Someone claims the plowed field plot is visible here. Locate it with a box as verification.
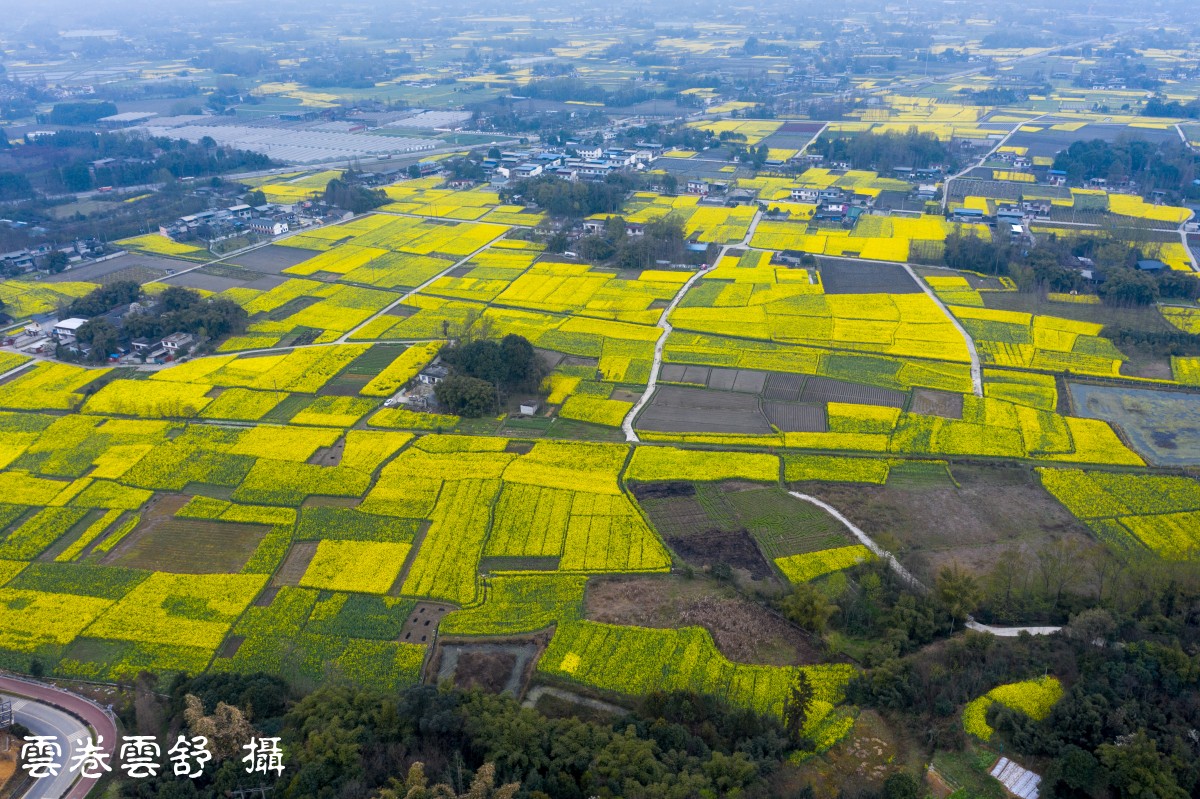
[669,530,774,579]
[402,603,452,645]
[199,263,259,281]
[162,271,247,293]
[760,131,820,150]
[534,348,565,369]
[706,368,736,390]
[95,265,169,285]
[659,364,689,383]
[763,373,807,401]
[799,376,907,407]
[910,388,964,419]
[819,257,920,294]
[586,576,824,665]
[635,385,771,434]
[273,541,318,586]
[45,252,193,283]
[232,245,319,273]
[727,369,767,393]
[778,121,825,134]
[764,401,827,432]
[107,516,269,573]
[631,482,718,539]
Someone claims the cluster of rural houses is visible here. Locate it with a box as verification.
[158,201,305,242]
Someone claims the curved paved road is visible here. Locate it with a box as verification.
[0,676,117,799]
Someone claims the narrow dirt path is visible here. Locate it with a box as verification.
[620,265,710,442]
[621,209,761,441]
[897,260,983,396]
[1178,220,1198,272]
[522,685,626,716]
[786,491,1062,636]
[787,490,925,589]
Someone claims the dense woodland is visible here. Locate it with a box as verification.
[1051,139,1199,198]
[0,131,272,196]
[808,129,958,172]
[500,173,637,218]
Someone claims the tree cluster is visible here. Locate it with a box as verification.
[434,334,546,417]
[810,128,956,172]
[119,673,865,799]
[1142,96,1200,120]
[45,101,118,125]
[1051,138,1198,196]
[323,177,389,214]
[65,282,247,362]
[499,173,635,218]
[575,213,694,270]
[941,230,1015,276]
[850,542,1200,799]
[21,130,272,193]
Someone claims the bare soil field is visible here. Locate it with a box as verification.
[46,252,194,283]
[161,271,247,293]
[106,494,269,573]
[910,388,965,419]
[763,372,807,401]
[453,650,518,692]
[763,401,827,432]
[94,265,169,284]
[669,529,775,580]
[800,376,907,407]
[804,462,1099,583]
[272,541,318,586]
[401,603,452,645]
[585,575,823,666]
[436,641,539,695]
[636,385,772,434]
[230,245,316,273]
[819,258,920,294]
